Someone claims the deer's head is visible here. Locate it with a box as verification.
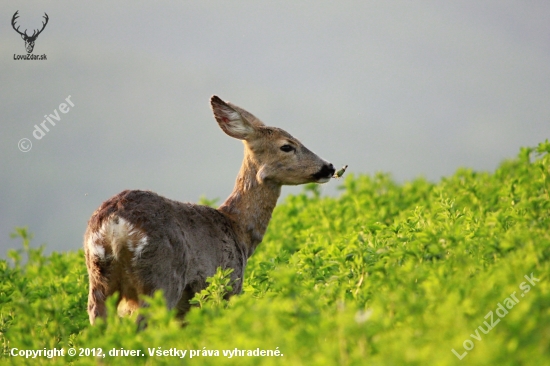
[211,96,335,186]
[12,11,49,54]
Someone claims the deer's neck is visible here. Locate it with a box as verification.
[218,154,281,257]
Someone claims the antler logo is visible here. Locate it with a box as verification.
[12,10,49,54]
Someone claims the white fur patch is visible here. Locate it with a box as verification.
[133,236,148,260]
[95,215,147,260]
[86,234,105,259]
[104,217,130,241]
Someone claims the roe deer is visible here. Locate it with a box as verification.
[84,95,335,324]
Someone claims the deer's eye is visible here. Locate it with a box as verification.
[280,144,294,152]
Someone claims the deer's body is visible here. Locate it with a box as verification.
[84,96,334,324]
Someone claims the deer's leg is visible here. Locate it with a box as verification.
[117,284,140,317]
[87,256,141,324]
[85,232,118,325]
[86,256,111,325]
[175,286,196,319]
[88,286,106,325]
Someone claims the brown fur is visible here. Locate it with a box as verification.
[84,96,334,324]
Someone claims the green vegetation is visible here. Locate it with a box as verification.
[1,141,549,365]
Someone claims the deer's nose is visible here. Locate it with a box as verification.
[312,163,335,181]
[326,163,335,177]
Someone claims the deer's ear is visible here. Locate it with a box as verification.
[226,102,265,128]
[211,96,256,140]
[21,34,26,40]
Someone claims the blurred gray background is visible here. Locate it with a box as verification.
[1,1,549,256]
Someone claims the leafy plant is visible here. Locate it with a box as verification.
[189,267,236,309]
[0,140,549,365]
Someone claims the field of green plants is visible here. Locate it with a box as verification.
[1,141,549,365]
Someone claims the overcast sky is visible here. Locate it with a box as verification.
[1,1,549,256]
